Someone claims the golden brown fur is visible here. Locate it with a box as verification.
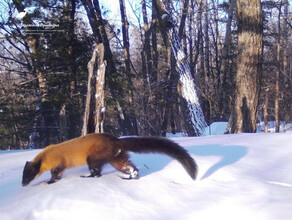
[34,133,118,175]
[22,133,197,186]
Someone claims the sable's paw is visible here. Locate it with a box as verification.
[130,169,139,179]
[47,176,62,184]
[36,181,49,186]
[47,180,56,184]
[120,170,139,180]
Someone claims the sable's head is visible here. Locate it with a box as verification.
[22,161,39,186]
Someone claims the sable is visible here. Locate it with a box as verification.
[22,133,197,186]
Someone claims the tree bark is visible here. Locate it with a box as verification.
[194,0,203,71]
[12,0,52,147]
[61,0,76,140]
[282,0,291,123]
[227,0,263,133]
[119,0,138,134]
[152,0,158,83]
[81,0,138,135]
[142,0,153,84]
[275,6,281,133]
[203,0,211,123]
[142,0,160,135]
[264,89,269,133]
[119,0,133,97]
[283,1,289,89]
[82,44,106,136]
[188,0,194,77]
[178,0,189,39]
[155,0,207,136]
[218,0,236,116]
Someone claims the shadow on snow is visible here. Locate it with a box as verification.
[131,144,248,180]
[187,145,248,179]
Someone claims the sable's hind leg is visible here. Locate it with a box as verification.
[111,151,139,179]
[48,165,65,184]
[82,156,105,178]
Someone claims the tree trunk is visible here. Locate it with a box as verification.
[282,0,291,123]
[12,0,52,147]
[188,0,194,77]
[152,0,158,83]
[227,0,263,133]
[275,32,280,133]
[283,1,289,89]
[218,0,236,116]
[81,0,138,135]
[264,89,269,133]
[155,0,207,136]
[82,44,106,136]
[62,0,76,140]
[203,0,211,123]
[142,0,160,135]
[142,0,153,85]
[178,0,189,39]
[275,3,285,133]
[119,0,138,134]
[211,0,220,87]
[194,0,203,71]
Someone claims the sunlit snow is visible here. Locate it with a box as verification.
[0,128,291,220]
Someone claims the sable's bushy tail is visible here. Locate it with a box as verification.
[116,137,197,180]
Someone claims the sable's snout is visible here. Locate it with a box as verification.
[22,181,29,187]
[22,161,38,187]
[22,174,31,186]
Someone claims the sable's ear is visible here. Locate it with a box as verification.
[22,161,36,186]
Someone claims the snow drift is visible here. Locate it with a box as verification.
[0,132,291,220]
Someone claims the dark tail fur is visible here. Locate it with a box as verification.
[116,137,197,180]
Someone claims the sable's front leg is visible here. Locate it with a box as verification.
[48,165,65,184]
[81,167,102,178]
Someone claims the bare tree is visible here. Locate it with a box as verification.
[275,4,282,133]
[218,0,236,116]
[155,0,207,136]
[81,0,138,135]
[82,44,106,136]
[119,0,138,134]
[12,0,51,147]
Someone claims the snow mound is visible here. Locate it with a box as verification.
[202,122,228,136]
[0,133,292,220]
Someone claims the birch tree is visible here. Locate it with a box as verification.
[155,0,207,136]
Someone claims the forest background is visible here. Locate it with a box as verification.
[0,0,291,149]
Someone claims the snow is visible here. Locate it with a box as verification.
[257,121,292,133]
[15,9,27,20]
[1,132,292,220]
[202,122,228,136]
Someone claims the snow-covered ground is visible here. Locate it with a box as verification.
[0,132,292,220]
